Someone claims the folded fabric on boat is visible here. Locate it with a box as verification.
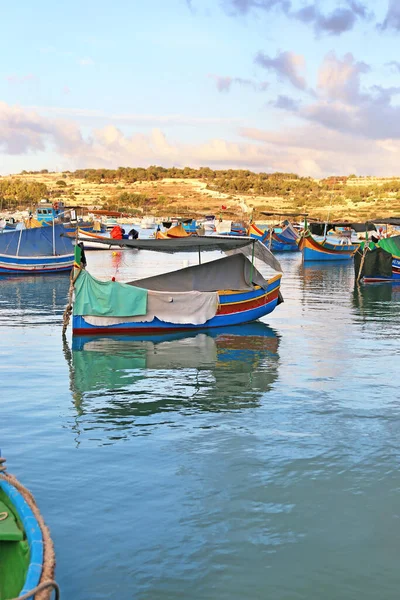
[131,254,271,293]
[74,269,148,317]
[83,289,219,325]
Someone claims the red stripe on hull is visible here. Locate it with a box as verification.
[216,289,279,315]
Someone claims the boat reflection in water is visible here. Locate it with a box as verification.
[0,274,69,326]
[352,281,400,324]
[65,322,280,443]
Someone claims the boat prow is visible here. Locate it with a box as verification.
[0,456,58,599]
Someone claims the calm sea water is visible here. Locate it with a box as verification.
[2,238,400,599]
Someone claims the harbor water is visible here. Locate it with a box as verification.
[2,243,400,599]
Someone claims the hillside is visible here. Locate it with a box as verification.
[2,168,400,221]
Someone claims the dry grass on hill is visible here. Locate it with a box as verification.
[4,171,400,221]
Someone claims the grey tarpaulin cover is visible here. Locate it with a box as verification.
[130,254,271,292]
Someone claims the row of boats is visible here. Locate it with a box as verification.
[1,210,400,338]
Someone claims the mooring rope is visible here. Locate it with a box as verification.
[62,266,81,336]
[356,244,369,283]
[11,580,60,600]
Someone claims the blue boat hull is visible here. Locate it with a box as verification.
[0,253,74,274]
[299,232,355,261]
[302,246,354,261]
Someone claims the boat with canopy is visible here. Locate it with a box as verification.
[66,236,283,336]
[247,212,307,252]
[297,219,367,261]
[0,223,75,274]
[354,234,400,283]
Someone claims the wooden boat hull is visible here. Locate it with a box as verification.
[72,275,282,336]
[299,232,355,261]
[0,253,74,274]
[0,476,46,598]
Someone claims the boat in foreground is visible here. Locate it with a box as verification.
[0,455,58,599]
[68,237,283,336]
[0,223,75,275]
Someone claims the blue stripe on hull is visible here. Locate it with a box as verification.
[0,253,74,274]
[0,479,44,595]
[303,247,353,261]
[0,265,72,274]
[218,283,279,304]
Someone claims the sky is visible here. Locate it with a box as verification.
[1,0,400,177]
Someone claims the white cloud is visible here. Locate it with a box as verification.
[3,100,400,177]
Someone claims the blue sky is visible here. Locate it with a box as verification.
[1,0,400,176]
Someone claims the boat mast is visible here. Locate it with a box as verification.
[52,218,56,256]
[16,228,23,256]
[323,194,334,241]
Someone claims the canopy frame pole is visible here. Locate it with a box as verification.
[16,228,23,257]
[198,248,201,264]
[250,239,255,285]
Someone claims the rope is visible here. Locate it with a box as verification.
[62,267,81,336]
[356,244,369,283]
[0,511,8,521]
[11,580,60,600]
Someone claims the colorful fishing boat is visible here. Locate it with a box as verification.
[67,237,283,336]
[298,229,356,261]
[248,222,299,252]
[36,200,104,234]
[354,235,400,283]
[0,223,74,274]
[0,455,58,599]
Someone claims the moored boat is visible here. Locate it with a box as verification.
[354,235,400,283]
[248,222,299,252]
[0,223,74,274]
[0,455,58,599]
[298,229,356,261]
[66,237,283,336]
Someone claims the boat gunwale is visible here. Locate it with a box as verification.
[0,477,44,596]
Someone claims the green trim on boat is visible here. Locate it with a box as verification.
[0,490,30,600]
